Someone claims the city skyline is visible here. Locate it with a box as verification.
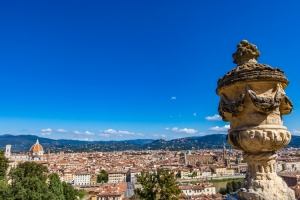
[1,1,300,141]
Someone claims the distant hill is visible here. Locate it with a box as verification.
[0,135,155,152]
[0,134,299,152]
[286,135,300,148]
[0,134,90,152]
[143,134,228,150]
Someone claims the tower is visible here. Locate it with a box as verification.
[47,149,50,162]
[225,158,230,167]
[5,144,11,158]
[59,151,64,160]
[223,142,226,159]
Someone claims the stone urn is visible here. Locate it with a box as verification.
[216,40,295,200]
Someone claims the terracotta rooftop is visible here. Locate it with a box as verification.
[29,139,44,153]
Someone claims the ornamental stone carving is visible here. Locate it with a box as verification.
[217,40,295,200]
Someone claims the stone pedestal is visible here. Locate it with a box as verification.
[217,40,295,200]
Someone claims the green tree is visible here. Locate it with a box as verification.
[49,173,65,200]
[62,182,76,200]
[0,179,13,200]
[0,150,11,200]
[97,174,102,183]
[75,189,85,200]
[231,180,239,192]
[9,161,55,200]
[97,170,108,183]
[135,170,158,200]
[0,150,9,180]
[218,187,227,195]
[9,161,48,182]
[11,176,55,200]
[157,169,182,200]
[135,169,182,200]
[130,194,140,200]
[237,181,242,188]
[226,181,233,194]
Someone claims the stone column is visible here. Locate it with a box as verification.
[216,40,295,200]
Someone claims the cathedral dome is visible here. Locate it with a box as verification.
[29,139,44,153]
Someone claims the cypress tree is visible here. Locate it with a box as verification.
[226,181,233,194]
[218,187,227,195]
[237,181,243,188]
[231,180,239,192]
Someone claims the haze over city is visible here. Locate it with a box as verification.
[1,1,300,141]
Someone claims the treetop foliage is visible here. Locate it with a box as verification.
[134,168,182,200]
[219,180,242,194]
[97,169,108,183]
[0,160,84,200]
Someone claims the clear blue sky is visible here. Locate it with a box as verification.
[0,1,300,141]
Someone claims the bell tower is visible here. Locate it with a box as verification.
[5,144,11,158]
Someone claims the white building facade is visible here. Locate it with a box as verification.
[179,185,216,196]
[130,171,141,183]
[74,173,90,185]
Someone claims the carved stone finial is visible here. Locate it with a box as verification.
[232,40,260,65]
[217,40,288,91]
[217,41,294,199]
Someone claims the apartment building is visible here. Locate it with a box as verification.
[74,173,90,185]
[108,171,126,183]
[63,171,74,183]
[130,170,141,183]
[179,184,216,196]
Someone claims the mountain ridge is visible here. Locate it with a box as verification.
[1,134,299,152]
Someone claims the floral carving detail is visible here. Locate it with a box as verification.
[218,90,246,121]
[247,86,282,114]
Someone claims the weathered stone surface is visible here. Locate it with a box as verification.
[217,40,295,200]
[233,40,260,65]
[217,62,289,91]
[227,129,291,154]
[217,43,289,91]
